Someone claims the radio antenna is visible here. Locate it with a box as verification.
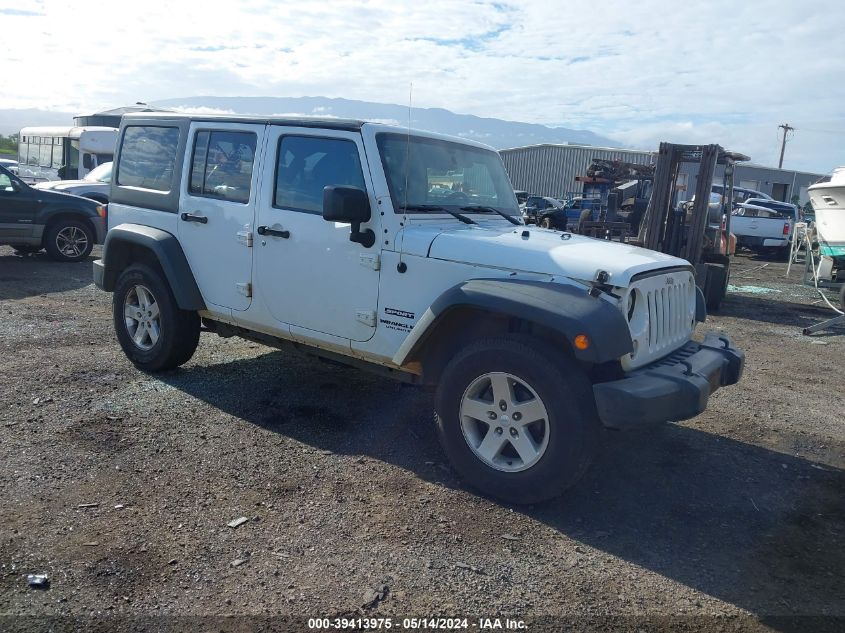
[397,82,412,270]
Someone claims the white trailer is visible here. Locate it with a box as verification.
[17,126,118,182]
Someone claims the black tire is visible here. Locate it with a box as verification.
[113,264,200,371]
[704,264,728,312]
[540,216,552,229]
[44,218,94,262]
[434,336,600,504]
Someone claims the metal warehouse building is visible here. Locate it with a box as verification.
[681,162,826,206]
[500,143,826,205]
[501,144,653,199]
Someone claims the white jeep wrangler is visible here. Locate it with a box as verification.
[94,113,744,503]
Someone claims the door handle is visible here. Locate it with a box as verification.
[257,225,290,239]
[181,212,208,224]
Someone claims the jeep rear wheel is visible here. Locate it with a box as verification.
[434,337,600,504]
[113,264,200,371]
[44,219,94,262]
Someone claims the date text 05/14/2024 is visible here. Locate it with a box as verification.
[307,617,527,630]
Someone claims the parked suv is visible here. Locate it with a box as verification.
[94,114,744,503]
[0,164,106,261]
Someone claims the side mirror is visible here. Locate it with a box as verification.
[322,186,374,248]
[83,154,93,169]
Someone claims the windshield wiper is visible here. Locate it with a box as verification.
[460,205,522,226]
[399,204,476,225]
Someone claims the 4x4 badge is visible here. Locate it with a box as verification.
[665,276,675,285]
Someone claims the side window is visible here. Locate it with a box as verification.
[39,142,52,168]
[274,135,365,214]
[28,138,39,165]
[188,130,256,204]
[0,172,13,190]
[116,126,180,192]
[52,140,63,169]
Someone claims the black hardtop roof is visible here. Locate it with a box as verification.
[121,111,366,132]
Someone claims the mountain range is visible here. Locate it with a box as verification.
[0,97,619,150]
[154,96,619,149]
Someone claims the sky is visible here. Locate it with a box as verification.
[2,0,844,173]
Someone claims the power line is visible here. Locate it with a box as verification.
[778,123,794,168]
[796,127,845,135]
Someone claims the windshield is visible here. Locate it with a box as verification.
[84,161,112,183]
[376,133,518,215]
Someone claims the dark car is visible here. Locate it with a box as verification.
[0,164,106,262]
[523,195,567,226]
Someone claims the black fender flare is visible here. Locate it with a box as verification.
[393,278,633,366]
[97,223,205,311]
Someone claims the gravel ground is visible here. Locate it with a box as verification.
[0,245,843,632]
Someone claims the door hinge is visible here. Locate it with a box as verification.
[236,282,252,297]
[237,230,253,247]
[359,252,380,270]
[356,310,376,327]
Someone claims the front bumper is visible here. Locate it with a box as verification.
[93,259,105,290]
[593,332,744,429]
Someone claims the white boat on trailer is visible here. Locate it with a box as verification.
[802,169,845,332]
[809,168,845,261]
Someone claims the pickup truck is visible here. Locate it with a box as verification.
[731,198,798,257]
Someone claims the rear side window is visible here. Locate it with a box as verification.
[117,126,180,192]
[274,136,365,214]
[189,130,257,204]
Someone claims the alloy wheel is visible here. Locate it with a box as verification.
[459,372,550,472]
[123,285,161,351]
[55,225,89,258]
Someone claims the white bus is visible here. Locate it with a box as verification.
[17,126,118,182]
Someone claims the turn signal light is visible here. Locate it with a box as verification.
[574,334,590,350]
[96,205,107,219]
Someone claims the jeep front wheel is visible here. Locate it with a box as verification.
[113,264,200,371]
[434,337,600,504]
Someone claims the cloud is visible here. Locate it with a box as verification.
[1,0,843,172]
[0,8,45,16]
[168,106,237,115]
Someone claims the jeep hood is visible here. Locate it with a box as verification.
[421,224,690,287]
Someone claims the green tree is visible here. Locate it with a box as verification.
[0,134,18,156]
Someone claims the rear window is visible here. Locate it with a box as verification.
[189,130,257,204]
[116,126,180,192]
[733,200,796,220]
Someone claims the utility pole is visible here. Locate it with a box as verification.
[778,123,794,169]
